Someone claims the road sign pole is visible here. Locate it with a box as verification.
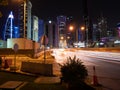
[13,43,19,71]
[14,52,16,70]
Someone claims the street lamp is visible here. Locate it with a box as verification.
[80,26,85,42]
[67,36,70,39]
[84,17,89,47]
[67,36,70,47]
[60,36,64,40]
[68,25,75,45]
[81,26,85,31]
[69,25,74,31]
[68,25,79,43]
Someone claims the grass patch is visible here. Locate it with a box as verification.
[0,71,67,90]
[0,71,37,85]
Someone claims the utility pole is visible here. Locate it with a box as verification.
[82,0,89,47]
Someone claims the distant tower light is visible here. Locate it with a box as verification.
[49,20,52,24]
[8,11,14,19]
[9,11,14,38]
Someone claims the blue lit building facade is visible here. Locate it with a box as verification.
[38,19,44,42]
[57,15,67,48]
[4,11,14,40]
[0,0,32,41]
[0,0,10,40]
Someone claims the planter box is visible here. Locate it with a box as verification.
[21,62,53,76]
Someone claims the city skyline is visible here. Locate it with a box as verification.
[0,0,120,41]
[30,0,120,28]
[0,0,120,29]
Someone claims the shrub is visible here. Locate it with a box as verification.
[60,56,95,90]
[60,56,88,83]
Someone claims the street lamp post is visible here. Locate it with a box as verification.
[68,25,74,46]
[80,26,85,42]
[40,35,48,63]
[69,25,77,42]
[23,0,26,38]
[86,27,88,47]
[75,28,78,43]
[84,17,89,47]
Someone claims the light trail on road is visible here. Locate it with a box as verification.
[76,50,120,64]
[52,48,120,90]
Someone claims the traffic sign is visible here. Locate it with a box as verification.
[13,43,19,52]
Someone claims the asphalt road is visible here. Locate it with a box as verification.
[53,49,120,90]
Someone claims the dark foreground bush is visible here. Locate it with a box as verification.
[60,56,88,83]
[60,56,95,90]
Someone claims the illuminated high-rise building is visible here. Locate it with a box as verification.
[3,0,32,40]
[38,19,44,42]
[98,15,108,38]
[4,11,14,40]
[92,24,98,41]
[18,0,32,39]
[31,15,39,42]
[57,15,67,48]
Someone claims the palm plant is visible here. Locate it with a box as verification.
[60,56,88,83]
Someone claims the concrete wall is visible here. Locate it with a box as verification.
[21,62,53,76]
[7,38,40,50]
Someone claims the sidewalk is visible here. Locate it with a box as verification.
[34,76,61,84]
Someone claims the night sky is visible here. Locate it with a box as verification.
[30,0,120,28]
[0,0,120,38]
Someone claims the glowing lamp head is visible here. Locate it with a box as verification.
[60,36,64,40]
[49,20,52,24]
[69,26,74,31]
[81,26,85,31]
